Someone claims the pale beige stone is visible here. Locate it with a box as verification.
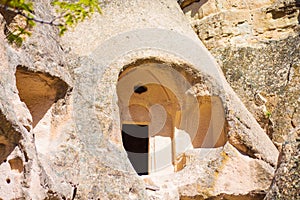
[0,0,281,199]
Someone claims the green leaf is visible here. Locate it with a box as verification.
[1,0,102,44]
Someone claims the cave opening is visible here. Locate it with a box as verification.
[15,66,68,127]
[117,60,227,175]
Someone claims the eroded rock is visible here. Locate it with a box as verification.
[184,0,299,49]
[264,127,300,200]
[145,143,274,200]
[0,0,282,199]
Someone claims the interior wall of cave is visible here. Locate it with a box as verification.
[15,66,68,128]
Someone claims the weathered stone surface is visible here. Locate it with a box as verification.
[0,0,281,199]
[183,0,300,199]
[61,0,277,197]
[0,16,46,200]
[264,127,300,200]
[184,0,299,49]
[0,2,71,199]
[145,143,274,200]
[177,0,200,9]
[211,36,300,144]
[62,0,278,164]
[183,0,300,145]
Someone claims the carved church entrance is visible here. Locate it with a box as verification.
[117,60,227,175]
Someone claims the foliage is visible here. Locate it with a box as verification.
[1,0,34,14]
[51,0,101,35]
[265,110,272,118]
[0,0,34,45]
[0,0,101,46]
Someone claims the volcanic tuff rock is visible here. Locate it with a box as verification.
[0,0,285,199]
[183,0,300,199]
[264,127,300,200]
[211,36,300,145]
[145,143,274,199]
[184,0,300,49]
[183,0,300,145]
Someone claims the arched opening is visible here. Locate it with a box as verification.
[117,60,227,175]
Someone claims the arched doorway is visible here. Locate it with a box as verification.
[117,60,227,175]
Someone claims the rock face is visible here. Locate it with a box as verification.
[264,127,300,200]
[146,143,274,200]
[0,0,285,199]
[183,0,300,145]
[211,36,300,144]
[183,0,300,199]
[184,0,299,49]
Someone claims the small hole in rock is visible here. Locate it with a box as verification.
[8,157,23,173]
[134,85,147,94]
[6,178,10,184]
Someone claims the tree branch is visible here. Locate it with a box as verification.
[0,3,62,26]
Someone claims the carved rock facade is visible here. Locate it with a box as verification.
[0,0,290,199]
